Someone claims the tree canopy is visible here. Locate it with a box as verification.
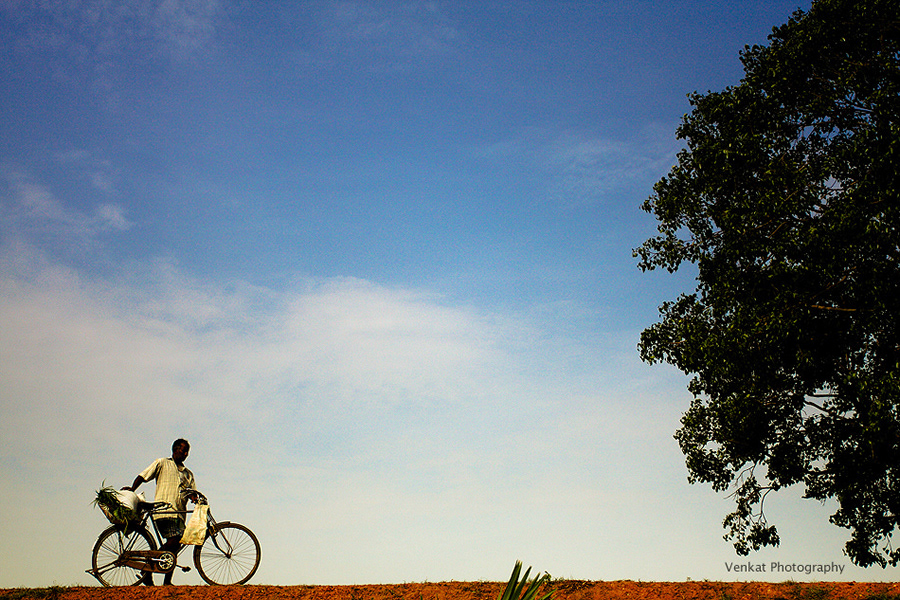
[634,0,900,566]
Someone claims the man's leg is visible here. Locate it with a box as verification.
[161,537,183,585]
[153,518,184,585]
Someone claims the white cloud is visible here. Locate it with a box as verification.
[1,166,132,243]
[0,239,586,461]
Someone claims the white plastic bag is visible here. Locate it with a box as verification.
[117,490,145,511]
[180,504,209,545]
[99,490,145,525]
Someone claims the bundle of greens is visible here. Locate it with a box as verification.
[92,484,138,526]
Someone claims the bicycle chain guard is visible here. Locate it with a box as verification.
[120,550,177,573]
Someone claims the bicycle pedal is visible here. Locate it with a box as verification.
[180,566,192,572]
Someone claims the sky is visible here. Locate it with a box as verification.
[2,0,897,589]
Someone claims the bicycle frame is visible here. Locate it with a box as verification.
[89,488,260,586]
[88,491,215,581]
[144,500,221,555]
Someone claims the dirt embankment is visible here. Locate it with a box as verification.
[3,581,900,600]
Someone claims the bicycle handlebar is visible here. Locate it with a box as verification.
[181,489,208,504]
[138,489,208,514]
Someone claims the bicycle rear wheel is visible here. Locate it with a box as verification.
[193,521,260,585]
[91,525,156,586]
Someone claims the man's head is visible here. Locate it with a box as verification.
[172,438,190,465]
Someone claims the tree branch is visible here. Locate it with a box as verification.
[810,304,859,312]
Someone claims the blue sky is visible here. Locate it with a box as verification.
[3,0,895,588]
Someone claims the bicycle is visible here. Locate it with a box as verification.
[87,489,261,586]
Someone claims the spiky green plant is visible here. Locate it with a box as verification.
[498,561,554,600]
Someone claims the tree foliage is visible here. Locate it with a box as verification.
[634,0,900,566]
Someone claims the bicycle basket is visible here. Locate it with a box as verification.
[94,488,145,525]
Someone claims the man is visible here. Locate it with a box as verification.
[124,438,196,586]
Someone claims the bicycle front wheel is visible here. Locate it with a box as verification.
[91,525,157,587]
[193,521,260,585]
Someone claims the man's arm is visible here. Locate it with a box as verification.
[124,458,160,492]
[122,475,146,492]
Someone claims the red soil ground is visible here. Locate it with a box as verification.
[3,581,900,600]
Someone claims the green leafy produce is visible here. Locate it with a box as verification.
[498,561,554,600]
[92,483,136,526]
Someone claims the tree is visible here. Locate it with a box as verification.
[634,0,900,567]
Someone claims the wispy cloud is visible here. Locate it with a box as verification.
[3,0,223,69]
[546,129,678,205]
[56,149,120,194]
[152,0,223,57]
[1,165,132,243]
[479,125,680,208]
[317,0,463,71]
